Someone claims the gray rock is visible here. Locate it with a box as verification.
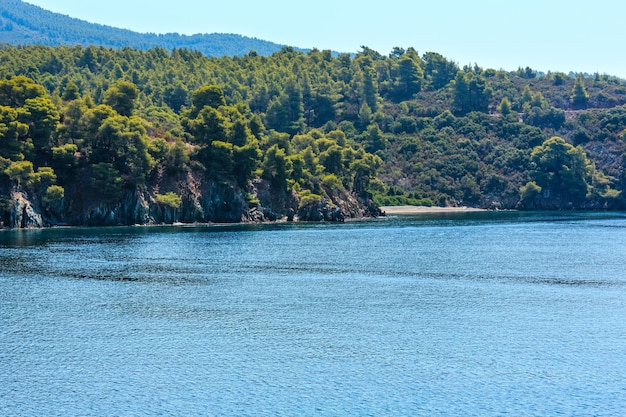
[10,191,43,228]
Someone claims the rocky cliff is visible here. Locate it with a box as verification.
[5,190,43,228]
[0,173,380,229]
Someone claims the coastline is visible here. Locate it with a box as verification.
[380,205,487,215]
[0,207,492,231]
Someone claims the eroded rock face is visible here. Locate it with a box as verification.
[296,188,381,222]
[9,191,43,228]
[1,174,380,229]
[74,182,249,226]
[251,178,298,222]
[297,200,343,222]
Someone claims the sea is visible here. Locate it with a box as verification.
[1,211,625,416]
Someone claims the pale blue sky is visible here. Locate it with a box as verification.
[26,0,626,78]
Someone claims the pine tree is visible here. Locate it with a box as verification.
[571,74,589,109]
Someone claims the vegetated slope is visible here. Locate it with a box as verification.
[0,0,291,56]
[1,45,626,228]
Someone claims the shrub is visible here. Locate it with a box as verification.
[298,189,324,209]
[321,174,342,190]
[155,192,182,209]
[42,185,65,204]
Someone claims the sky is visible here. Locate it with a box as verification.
[25,0,626,78]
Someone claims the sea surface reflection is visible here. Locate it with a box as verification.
[1,212,625,416]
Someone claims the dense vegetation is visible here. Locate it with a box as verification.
[0,45,385,226]
[1,42,626,227]
[0,0,294,56]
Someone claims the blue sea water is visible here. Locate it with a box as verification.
[1,211,625,416]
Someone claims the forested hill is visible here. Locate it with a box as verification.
[1,44,626,228]
[0,0,292,56]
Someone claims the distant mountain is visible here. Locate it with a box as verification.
[0,0,299,56]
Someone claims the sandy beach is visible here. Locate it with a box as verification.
[380,205,487,215]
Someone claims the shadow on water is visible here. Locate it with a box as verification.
[0,221,316,248]
[377,210,626,226]
[2,211,626,289]
[2,211,626,248]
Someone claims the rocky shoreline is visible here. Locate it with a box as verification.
[1,177,382,229]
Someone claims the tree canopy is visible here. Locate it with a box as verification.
[1,43,625,227]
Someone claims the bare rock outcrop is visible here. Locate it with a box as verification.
[9,191,43,228]
[1,172,380,229]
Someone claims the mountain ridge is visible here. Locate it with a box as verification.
[0,0,306,56]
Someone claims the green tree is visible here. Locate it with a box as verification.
[29,166,57,191]
[452,71,492,115]
[362,123,387,153]
[156,192,182,209]
[265,79,304,135]
[319,145,344,176]
[0,105,29,161]
[530,136,591,205]
[391,55,423,101]
[186,106,228,145]
[0,76,47,108]
[520,85,533,106]
[103,80,139,116]
[165,138,190,173]
[163,83,189,112]
[91,162,124,204]
[233,140,261,187]
[92,115,154,184]
[79,46,99,72]
[191,85,226,113]
[530,92,549,109]
[288,153,306,184]
[520,181,542,206]
[80,104,117,139]
[229,117,252,147]
[362,67,378,111]
[498,97,512,116]
[4,160,34,187]
[265,130,291,152]
[248,114,265,139]
[51,143,79,183]
[60,98,88,143]
[62,81,81,101]
[423,52,459,90]
[42,184,65,205]
[262,144,292,190]
[351,153,382,194]
[357,102,372,130]
[571,74,589,109]
[553,72,566,86]
[21,96,60,154]
[206,140,234,178]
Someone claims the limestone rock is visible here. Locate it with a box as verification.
[0,170,380,228]
[9,191,43,228]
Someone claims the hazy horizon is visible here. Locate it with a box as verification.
[21,0,626,78]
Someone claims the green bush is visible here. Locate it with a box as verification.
[155,192,182,209]
[298,189,324,209]
[42,185,65,204]
[321,174,342,190]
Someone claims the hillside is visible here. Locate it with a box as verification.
[1,43,626,228]
[0,0,293,56]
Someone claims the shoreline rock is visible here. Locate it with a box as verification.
[0,177,381,229]
[9,191,43,228]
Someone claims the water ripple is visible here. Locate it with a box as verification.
[1,213,626,416]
